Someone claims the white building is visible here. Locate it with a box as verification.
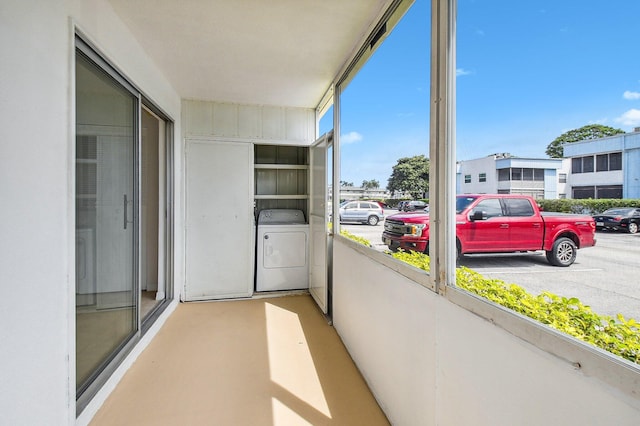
[1,1,639,425]
[563,130,640,199]
[457,153,568,199]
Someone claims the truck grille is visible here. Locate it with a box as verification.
[384,218,410,235]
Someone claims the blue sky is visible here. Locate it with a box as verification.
[326,0,640,189]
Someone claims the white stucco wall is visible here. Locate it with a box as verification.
[0,1,181,424]
[333,238,640,425]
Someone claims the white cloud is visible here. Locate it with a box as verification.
[623,90,640,100]
[614,109,640,127]
[340,131,363,144]
[456,68,472,77]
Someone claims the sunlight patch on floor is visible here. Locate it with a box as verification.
[265,302,331,419]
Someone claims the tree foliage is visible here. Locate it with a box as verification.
[387,155,429,198]
[339,180,354,187]
[361,179,380,189]
[545,124,625,158]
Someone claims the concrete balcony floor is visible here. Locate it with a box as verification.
[90,294,389,425]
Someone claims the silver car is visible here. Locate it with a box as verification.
[339,201,384,226]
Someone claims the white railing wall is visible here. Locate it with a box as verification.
[333,237,640,426]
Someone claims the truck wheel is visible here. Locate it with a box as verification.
[546,237,577,267]
[367,215,379,226]
[424,241,460,260]
[628,222,638,234]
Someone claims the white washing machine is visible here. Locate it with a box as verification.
[256,209,309,291]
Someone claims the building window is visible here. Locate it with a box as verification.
[533,169,544,181]
[464,174,471,183]
[572,157,582,174]
[596,154,608,171]
[522,168,533,180]
[559,173,567,183]
[572,155,604,174]
[610,152,622,170]
[478,172,486,182]
[573,186,595,199]
[498,169,510,181]
[596,152,623,171]
[583,155,594,173]
[597,185,623,199]
[511,168,522,180]
[559,193,567,199]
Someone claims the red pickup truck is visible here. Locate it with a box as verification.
[382,194,596,267]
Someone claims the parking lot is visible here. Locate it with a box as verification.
[341,211,640,321]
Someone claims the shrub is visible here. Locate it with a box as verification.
[339,229,372,247]
[538,198,640,215]
[392,250,640,364]
[339,233,640,364]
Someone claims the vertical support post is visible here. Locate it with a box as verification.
[429,0,457,293]
[333,84,341,237]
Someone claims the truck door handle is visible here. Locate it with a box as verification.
[532,223,541,228]
[500,224,509,229]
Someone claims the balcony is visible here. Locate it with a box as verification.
[89,294,389,425]
[85,237,640,425]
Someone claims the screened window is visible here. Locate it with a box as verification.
[573,186,595,199]
[596,154,608,171]
[511,168,522,180]
[583,155,594,173]
[478,172,486,182]
[522,168,533,180]
[533,169,544,181]
[465,174,471,183]
[597,185,623,199]
[572,157,583,174]
[498,169,510,181]
[610,152,622,170]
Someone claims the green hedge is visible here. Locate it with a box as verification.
[392,250,640,364]
[339,230,640,364]
[538,198,640,215]
[339,229,372,247]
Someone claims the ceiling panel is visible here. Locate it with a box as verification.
[108,0,393,108]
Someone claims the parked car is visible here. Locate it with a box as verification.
[396,200,410,211]
[365,200,389,209]
[382,194,597,266]
[402,200,428,212]
[339,201,384,225]
[592,207,640,234]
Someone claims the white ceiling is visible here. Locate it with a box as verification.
[108,0,393,108]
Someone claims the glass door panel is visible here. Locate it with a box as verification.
[75,51,137,393]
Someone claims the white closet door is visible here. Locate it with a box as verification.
[185,140,254,300]
[309,133,330,313]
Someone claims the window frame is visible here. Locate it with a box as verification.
[74,32,175,415]
[333,0,640,407]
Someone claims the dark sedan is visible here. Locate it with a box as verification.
[593,207,640,234]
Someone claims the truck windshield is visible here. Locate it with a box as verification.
[456,196,478,214]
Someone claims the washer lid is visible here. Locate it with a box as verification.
[258,209,306,224]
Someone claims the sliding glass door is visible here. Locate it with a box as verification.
[75,50,138,394]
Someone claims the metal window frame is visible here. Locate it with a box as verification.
[74,32,175,416]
